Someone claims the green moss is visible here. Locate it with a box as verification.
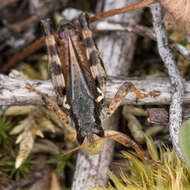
[93,137,190,190]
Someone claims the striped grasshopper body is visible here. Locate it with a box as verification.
[26,13,159,146]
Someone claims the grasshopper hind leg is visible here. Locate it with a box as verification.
[79,13,107,93]
[41,19,66,106]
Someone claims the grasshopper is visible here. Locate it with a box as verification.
[26,13,159,146]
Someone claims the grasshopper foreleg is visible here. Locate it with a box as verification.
[25,83,70,127]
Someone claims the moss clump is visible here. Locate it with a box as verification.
[93,137,190,190]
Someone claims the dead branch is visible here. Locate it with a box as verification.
[151,3,185,161]
[0,74,190,106]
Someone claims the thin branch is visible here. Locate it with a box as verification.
[89,0,154,23]
[0,74,190,106]
[151,3,185,161]
[95,20,190,62]
[2,37,45,73]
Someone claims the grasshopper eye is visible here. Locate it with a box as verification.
[78,13,90,28]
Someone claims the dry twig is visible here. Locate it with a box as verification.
[0,74,190,106]
[151,3,185,161]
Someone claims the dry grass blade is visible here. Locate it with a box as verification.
[11,108,58,168]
